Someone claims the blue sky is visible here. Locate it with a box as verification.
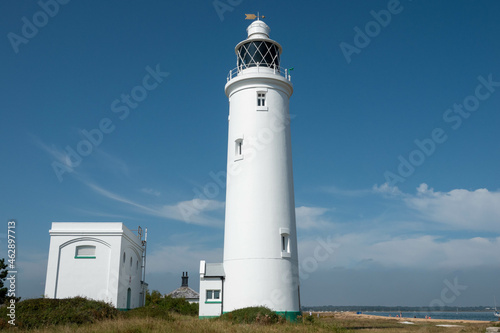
[1,0,500,307]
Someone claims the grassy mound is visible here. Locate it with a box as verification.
[0,297,118,329]
[124,295,198,320]
[220,306,286,324]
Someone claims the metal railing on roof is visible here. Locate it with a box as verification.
[227,64,292,82]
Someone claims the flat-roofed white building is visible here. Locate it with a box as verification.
[44,222,147,310]
[199,261,225,318]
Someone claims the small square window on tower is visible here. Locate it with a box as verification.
[257,92,266,106]
[256,90,269,111]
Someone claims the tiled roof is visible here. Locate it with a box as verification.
[167,286,199,299]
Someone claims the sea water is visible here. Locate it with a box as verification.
[363,311,499,322]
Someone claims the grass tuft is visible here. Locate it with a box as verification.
[220,306,286,324]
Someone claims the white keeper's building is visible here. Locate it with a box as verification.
[44,222,147,310]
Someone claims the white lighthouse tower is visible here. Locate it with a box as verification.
[199,19,300,321]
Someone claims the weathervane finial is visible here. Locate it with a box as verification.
[245,12,265,20]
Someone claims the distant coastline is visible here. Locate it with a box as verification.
[302,305,495,313]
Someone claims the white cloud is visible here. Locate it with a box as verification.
[295,206,333,230]
[87,183,224,227]
[405,184,500,231]
[366,235,500,269]
[372,183,403,196]
[298,233,500,273]
[157,199,225,227]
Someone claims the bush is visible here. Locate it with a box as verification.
[126,293,198,319]
[304,314,315,323]
[0,296,118,329]
[220,306,285,324]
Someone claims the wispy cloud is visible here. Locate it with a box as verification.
[86,182,224,227]
[295,206,334,230]
[141,188,161,197]
[32,134,130,179]
[322,186,373,197]
[31,134,75,169]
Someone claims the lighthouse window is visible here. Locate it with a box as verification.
[75,245,96,259]
[237,41,280,69]
[280,228,291,258]
[282,235,289,252]
[257,93,266,106]
[235,138,243,161]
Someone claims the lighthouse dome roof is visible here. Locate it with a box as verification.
[247,20,270,40]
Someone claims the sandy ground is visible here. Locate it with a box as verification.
[312,311,497,324]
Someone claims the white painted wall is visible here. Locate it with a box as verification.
[222,20,300,315]
[199,277,223,318]
[199,261,224,318]
[44,222,145,309]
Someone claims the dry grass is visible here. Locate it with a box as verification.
[5,311,496,333]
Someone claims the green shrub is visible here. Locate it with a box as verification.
[0,296,118,329]
[220,306,285,324]
[126,294,198,319]
[304,314,315,323]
